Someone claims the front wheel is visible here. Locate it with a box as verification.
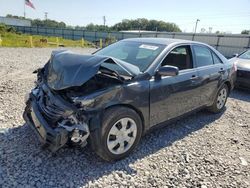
[90,107,143,161]
[208,84,229,113]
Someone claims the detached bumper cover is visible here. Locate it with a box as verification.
[23,94,68,152]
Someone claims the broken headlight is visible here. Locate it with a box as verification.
[71,97,95,108]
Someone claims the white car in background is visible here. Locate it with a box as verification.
[230,49,250,89]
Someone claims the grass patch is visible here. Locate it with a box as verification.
[0,24,93,48]
[0,32,93,48]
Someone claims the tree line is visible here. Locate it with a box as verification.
[241,30,250,35]
[4,15,250,34]
[5,15,181,32]
[84,19,181,32]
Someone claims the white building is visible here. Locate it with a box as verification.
[0,17,31,27]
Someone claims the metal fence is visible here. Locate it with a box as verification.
[12,25,250,58]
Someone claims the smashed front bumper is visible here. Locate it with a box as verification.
[23,86,90,152]
[23,93,69,152]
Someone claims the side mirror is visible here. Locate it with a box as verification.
[233,53,239,57]
[156,65,179,78]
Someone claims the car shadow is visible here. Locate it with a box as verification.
[229,89,250,102]
[0,109,224,187]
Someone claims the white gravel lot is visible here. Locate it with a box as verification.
[0,48,249,188]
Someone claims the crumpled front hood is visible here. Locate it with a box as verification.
[46,50,140,90]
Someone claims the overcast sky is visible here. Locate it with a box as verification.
[1,0,250,33]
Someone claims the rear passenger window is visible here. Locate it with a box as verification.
[212,53,223,64]
[193,46,214,67]
[161,45,193,70]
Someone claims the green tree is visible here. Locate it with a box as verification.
[0,24,17,34]
[85,23,110,31]
[4,14,181,32]
[241,30,250,35]
[32,19,66,28]
[6,14,26,20]
[112,18,181,32]
[75,25,86,30]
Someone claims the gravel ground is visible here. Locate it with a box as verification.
[0,48,249,188]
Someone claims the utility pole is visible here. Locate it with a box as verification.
[24,0,26,18]
[194,19,200,33]
[209,27,213,33]
[103,16,106,27]
[44,12,48,20]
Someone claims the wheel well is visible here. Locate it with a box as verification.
[104,104,145,133]
[224,81,232,92]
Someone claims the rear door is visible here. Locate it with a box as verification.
[192,45,225,106]
[150,45,201,126]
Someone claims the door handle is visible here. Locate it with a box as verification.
[218,68,226,74]
[190,75,199,80]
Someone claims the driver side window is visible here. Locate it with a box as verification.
[161,45,193,70]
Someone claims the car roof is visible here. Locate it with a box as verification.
[122,37,204,46]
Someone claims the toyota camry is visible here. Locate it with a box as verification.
[23,38,236,161]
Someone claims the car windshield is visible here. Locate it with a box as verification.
[95,41,166,73]
[239,50,250,60]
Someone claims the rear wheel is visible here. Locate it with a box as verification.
[90,107,142,161]
[208,84,229,113]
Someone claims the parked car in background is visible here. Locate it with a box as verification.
[23,38,236,161]
[230,49,250,89]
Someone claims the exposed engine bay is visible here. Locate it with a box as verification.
[61,72,124,99]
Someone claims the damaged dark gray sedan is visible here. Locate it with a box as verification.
[23,38,236,161]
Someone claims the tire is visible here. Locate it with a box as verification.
[208,84,229,113]
[90,106,143,161]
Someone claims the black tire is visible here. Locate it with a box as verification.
[90,106,143,161]
[208,84,229,113]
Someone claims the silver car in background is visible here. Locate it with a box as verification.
[230,49,250,89]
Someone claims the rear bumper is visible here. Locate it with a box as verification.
[23,93,68,152]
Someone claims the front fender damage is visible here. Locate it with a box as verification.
[72,86,124,131]
[72,86,123,111]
